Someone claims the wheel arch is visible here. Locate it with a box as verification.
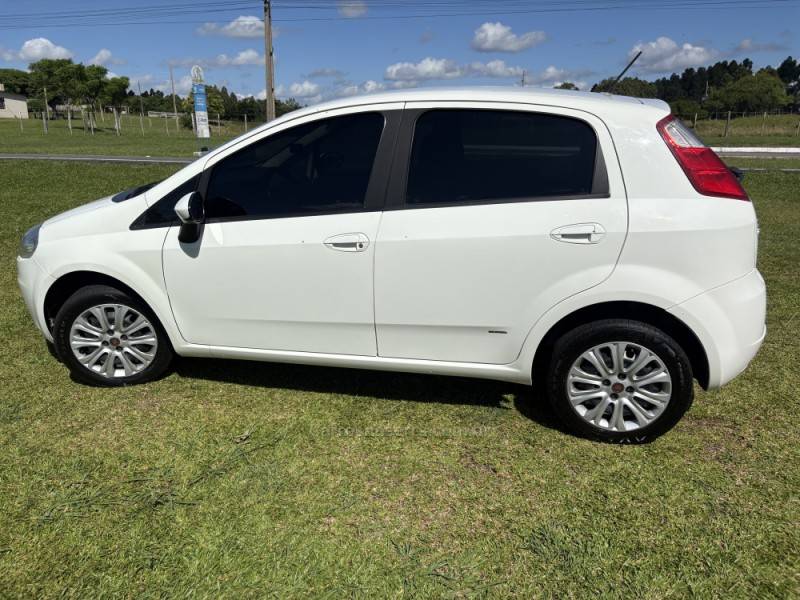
[43,271,174,344]
[531,301,710,390]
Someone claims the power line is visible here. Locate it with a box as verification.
[0,0,795,29]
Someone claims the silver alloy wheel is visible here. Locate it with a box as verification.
[69,303,158,378]
[566,341,672,432]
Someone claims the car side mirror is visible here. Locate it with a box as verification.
[175,191,204,243]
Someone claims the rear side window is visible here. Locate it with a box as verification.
[406,109,600,206]
[205,112,384,221]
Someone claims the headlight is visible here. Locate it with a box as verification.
[18,224,41,258]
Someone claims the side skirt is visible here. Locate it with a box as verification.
[176,344,532,385]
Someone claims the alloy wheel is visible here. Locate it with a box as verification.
[69,303,158,378]
[566,341,672,432]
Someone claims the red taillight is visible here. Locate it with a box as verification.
[656,115,749,201]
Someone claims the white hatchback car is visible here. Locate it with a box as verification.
[17,87,766,442]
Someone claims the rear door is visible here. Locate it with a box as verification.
[374,102,627,364]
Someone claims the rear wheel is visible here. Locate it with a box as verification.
[53,285,173,386]
[546,319,693,443]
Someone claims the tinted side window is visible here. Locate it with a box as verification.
[406,110,598,206]
[130,174,200,229]
[205,113,384,220]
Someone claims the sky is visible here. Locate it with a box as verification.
[0,0,797,104]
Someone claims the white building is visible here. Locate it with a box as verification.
[0,83,29,119]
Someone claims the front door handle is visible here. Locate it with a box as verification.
[324,232,370,252]
[551,223,606,244]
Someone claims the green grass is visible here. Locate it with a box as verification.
[1,161,799,597]
[0,115,247,157]
[695,114,800,147]
[1,111,798,157]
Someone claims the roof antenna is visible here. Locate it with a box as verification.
[607,50,642,94]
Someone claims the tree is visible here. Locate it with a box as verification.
[83,64,109,110]
[706,71,789,113]
[669,98,707,120]
[276,98,301,117]
[555,82,578,90]
[28,59,78,111]
[591,77,657,98]
[0,68,31,95]
[101,76,131,107]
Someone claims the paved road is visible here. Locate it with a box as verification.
[712,147,800,159]
[0,153,193,164]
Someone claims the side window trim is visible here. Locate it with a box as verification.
[129,173,201,230]
[201,109,402,224]
[385,107,610,211]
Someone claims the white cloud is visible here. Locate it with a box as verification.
[219,49,264,66]
[335,79,386,97]
[630,36,716,73]
[336,84,361,98]
[385,57,524,81]
[0,37,73,62]
[306,67,346,79]
[472,22,546,53]
[337,1,367,17]
[390,80,419,89]
[89,48,124,67]
[362,79,385,93]
[468,59,523,78]
[289,80,321,98]
[197,16,265,38]
[523,65,591,89]
[172,49,265,69]
[734,38,787,53]
[385,57,463,81]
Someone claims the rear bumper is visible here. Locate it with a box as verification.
[668,269,766,389]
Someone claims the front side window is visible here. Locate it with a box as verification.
[406,109,599,206]
[205,112,384,220]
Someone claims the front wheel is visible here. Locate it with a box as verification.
[546,319,694,443]
[53,285,173,386]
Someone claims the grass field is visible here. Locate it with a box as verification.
[695,114,800,147]
[1,160,798,597]
[0,115,243,157]
[1,110,798,158]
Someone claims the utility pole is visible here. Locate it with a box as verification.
[520,70,526,87]
[263,0,276,121]
[137,81,145,136]
[42,86,49,133]
[169,65,180,132]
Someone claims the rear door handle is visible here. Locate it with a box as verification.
[324,232,370,252]
[551,223,606,244]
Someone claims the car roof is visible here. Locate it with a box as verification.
[272,86,670,123]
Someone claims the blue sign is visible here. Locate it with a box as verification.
[192,80,210,138]
[192,83,207,112]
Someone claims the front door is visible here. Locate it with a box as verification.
[163,109,397,355]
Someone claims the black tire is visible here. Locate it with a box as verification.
[53,285,173,387]
[546,319,693,443]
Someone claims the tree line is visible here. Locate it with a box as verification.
[585,56,799,118]
[0,59,300,121]
[2,55,798,123]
